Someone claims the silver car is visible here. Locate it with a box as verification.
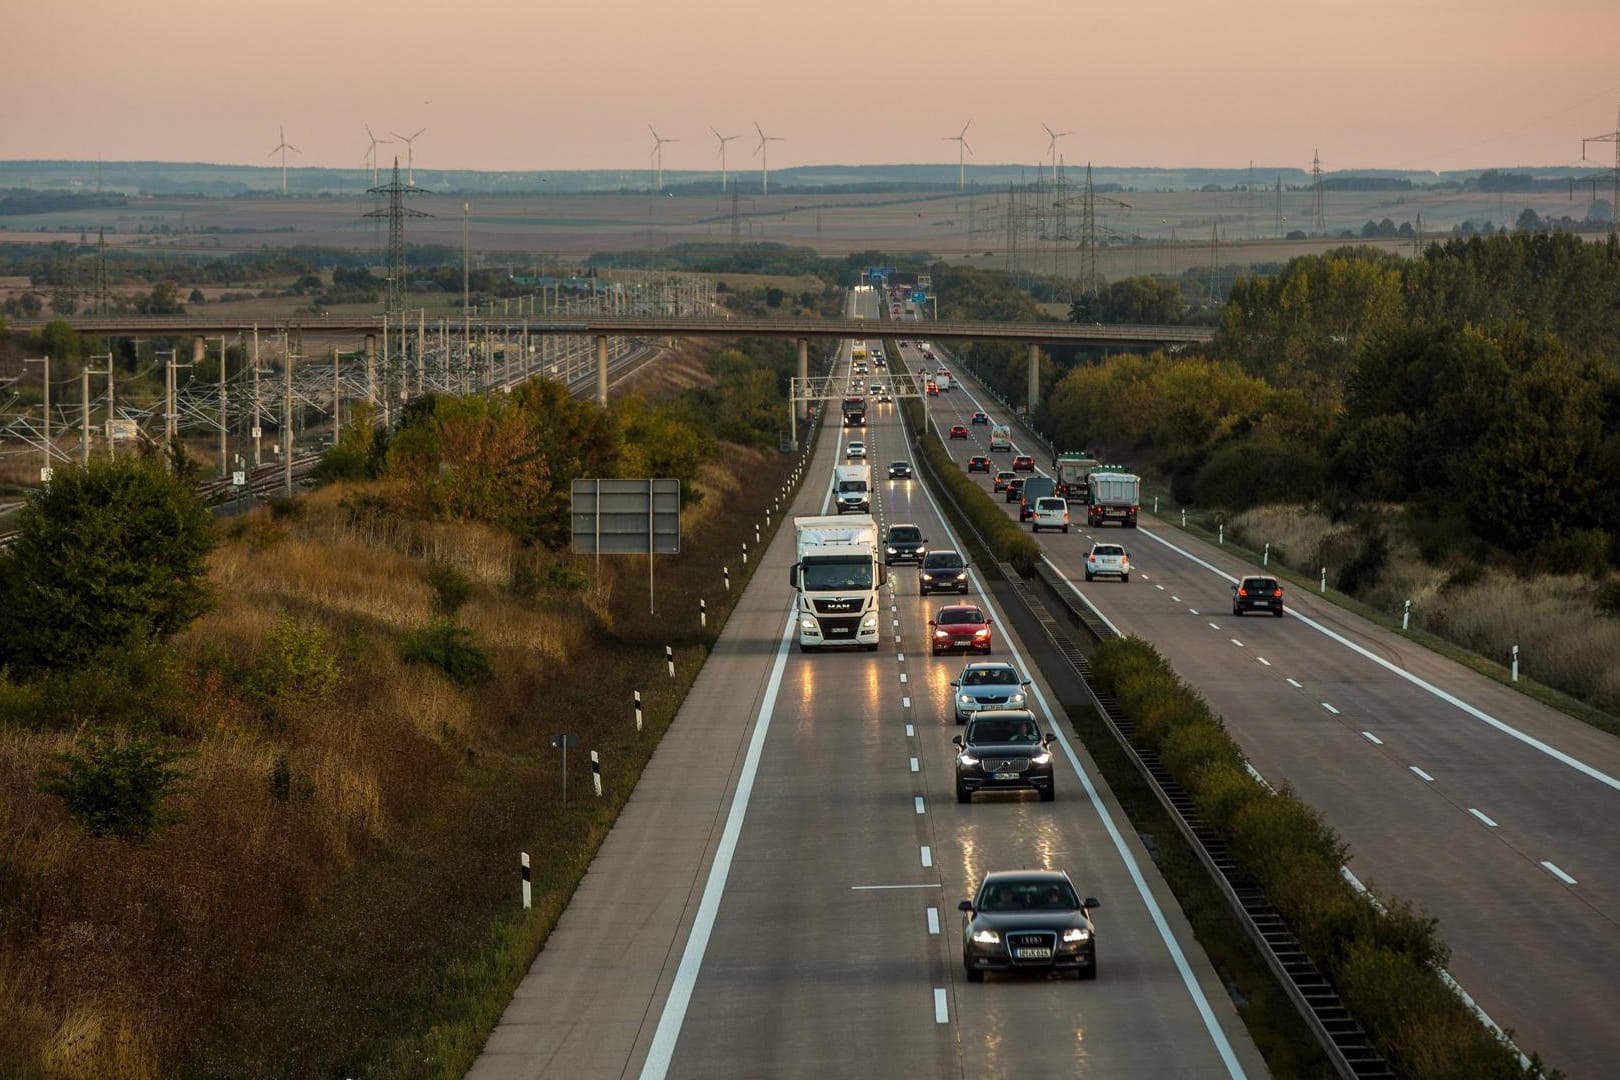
[950,661,1032,725]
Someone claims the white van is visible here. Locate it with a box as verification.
[1031,496,1070,533]
[988,425,1012,453]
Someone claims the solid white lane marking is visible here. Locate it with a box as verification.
[927,907,940,934]
[1286,678,1303,688]
[639,605,798,1078]
[1410,766,1435,782]
[910,757,920,772]
[1542,861,1577,885]
[920,846,933,868]
[1244,763,1276,792]
[850,883,942,891]
[1139,527,1620,795]
[1362,731,1383,745]
[1230,638,1245,648]
[1468,808,1498,828]
[1322,702,1340,715]
[1257,657,1271,667]
[902,696,911,709]
[915,796,925,814]
[902,416,1249,1080]
[934,987,948,1024]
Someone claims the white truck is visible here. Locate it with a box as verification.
[936,371,954,391]
[833,463,871,515]
[790,515,885,651]
[1085,472,1141,528]
[988,424,1012,453]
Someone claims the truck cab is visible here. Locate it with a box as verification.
[790,515,886,651]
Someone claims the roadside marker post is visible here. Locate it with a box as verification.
[723,566,731,592]
[700,598,707,629]
[591,751,602,797]
[521,852,531,909]
[1403,600,1411,630]
[634,690,643,731]
[666,645,675,678]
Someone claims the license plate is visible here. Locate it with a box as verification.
[1015,947,1052,959]
[829,627,850,635]
[994,771,1019,780]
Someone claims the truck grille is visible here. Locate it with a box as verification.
[813,598,861,615]
[817,616,862,637]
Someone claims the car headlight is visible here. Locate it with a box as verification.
[887,546,897,554]
[1062,927,1091,943]
[972,928,1000,944]
[934,629,949,639]
[921,573,933,581]
[1008,693,1025,706]
[958,753,979,766]
[973,628,990,638]
[1031,751,1052,765]
[958,694,973,706]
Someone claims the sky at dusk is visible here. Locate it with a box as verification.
[10,0,1620,176]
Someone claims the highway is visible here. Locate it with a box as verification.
[914,335,1620,1078]
[468,296,1265,1078]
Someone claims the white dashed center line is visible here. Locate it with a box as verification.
[914,796,925,814]
[934,987,948,1024]
[920,846,933,868]
[1322,703,1340,715]
[1230,639,1245,648]
[1286,678,1303,688]
[1257,657,1271,667]
[902,696,911,709]
[1410,766,1435,782]
[899,673,907,684]
[1468,808,1499,828]
[927,907,940,935]
[910,757,919,773]
[1207,622,1221,631]
[1361,731,1383,745]
[1542,861,1577,885]
[905,724,915,737]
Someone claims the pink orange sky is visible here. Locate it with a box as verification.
[10,0,1620,175]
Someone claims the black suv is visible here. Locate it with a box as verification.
[919,549,970,595]
[953,709,1056,802]
[884,524,928,565]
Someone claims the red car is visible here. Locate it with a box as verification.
[930,604,994,656]
[927,381,940,396]
[949,424,969,439]
[1012,455,1037,472]
[967,455,991,473]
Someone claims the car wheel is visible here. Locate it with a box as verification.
[1078,958,1098,981]
[1084,571,1094,582]
[957,783,971,804]
[965,966,985,983]
[1232,606,1242,616]
[1062,525,1069,533]
[1040,784,1055,803]
[1274,607,1284,617]
[1031,525,1039,533]
[1122,573,1130,583]
[865,644,879,652]
[959,584,969,594]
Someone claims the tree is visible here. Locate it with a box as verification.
[0,457,215,675]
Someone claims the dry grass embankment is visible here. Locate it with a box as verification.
[0,437,800,1078]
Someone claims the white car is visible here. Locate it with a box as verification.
[846,441,867,459]
[1031,496,1070,534]
[1084,542,1130,582]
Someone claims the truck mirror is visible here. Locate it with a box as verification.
[787,563,799,589]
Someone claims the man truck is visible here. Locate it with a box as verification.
[790,516,885,651]
[1086,472,1141,528]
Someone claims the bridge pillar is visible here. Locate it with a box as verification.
[596,335,609,406]
[1027,343,1040,412]
[796,338,808,421]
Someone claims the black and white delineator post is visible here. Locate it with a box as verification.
[634,690,643,731]
[723,565,730,592]
[591,750,602,797]
[666,645,675,678]
[521,852,532,909]
[700,598,707,629]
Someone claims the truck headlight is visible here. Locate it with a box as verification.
[800,618,817,631]
[862,613,878,629]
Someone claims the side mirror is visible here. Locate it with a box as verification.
[949,680,960,689]
[928,619,937,627]
[1083,897,1101,910]
[1021,680,1033,688]
[958,900,975,913]
[952,735,964,748]
[1044,734,1057,746]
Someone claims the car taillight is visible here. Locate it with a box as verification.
[1273,589,1283,597]
[1238,588,1248,596]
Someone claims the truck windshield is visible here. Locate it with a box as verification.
[802,556,874,591]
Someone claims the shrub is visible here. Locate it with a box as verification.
[310,444,369,486]
[399,621,492,687]
[268,496,304,521]
[1533,528,1611,576]
[426,561,474,617]
[1336,528,1390,595]
[1595,578,1620,617]
[245,614,342,714]
[0,642,185,734]
[39,729,192,841]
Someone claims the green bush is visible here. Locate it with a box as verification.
[400,621,493,687]
[0,642,185,735]
[39,729,192,841]
[1335,528,1390,595]
[245,614,342,714]
[310,444,370,485]
[1533,528,1611,576]
[426,561,475,617]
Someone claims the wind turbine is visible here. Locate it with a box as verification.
[648,125,678,191]
[364,125,393,186]
[943,120,973,191]
[268,125,299,195]
[391,127,426,186]
[711,126,741,191]
[1041,122,1071,188]
[754,121,784,195]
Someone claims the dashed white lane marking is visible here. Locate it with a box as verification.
[1230,639,1245,648]
[1322,703,1340,715]
[921,846,933,868]
[902,696,911,709]
[898,652,906,662]
[1156,584,1166,591]
[1171,595,1182,602]
[1188,609,1200,616]
[1207,622,1221,631]
[905,724,915,737]
[934,987,949,1024]
[927,907,940,935]
[1410,766,1435,782]
[893,618,900,627]
[910,757,920,772]
[1468,808,1499,828]
[1257,657,1271,667]
[1542,861,1578,885]
[1362,731,1383,745]
[899,673,908,684]
[1286,678,1303,688]
[914,796,925,814]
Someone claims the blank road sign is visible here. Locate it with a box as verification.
[571,478,680,555]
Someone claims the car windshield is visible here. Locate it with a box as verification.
[968,716,1039,743]
[977,879,1079,913]
[801,557,874,591]
[890,462,908,470]
[889,527,921,543]
[963,667,1017,686]
[923,553,963,569]
[938,607,985,626]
